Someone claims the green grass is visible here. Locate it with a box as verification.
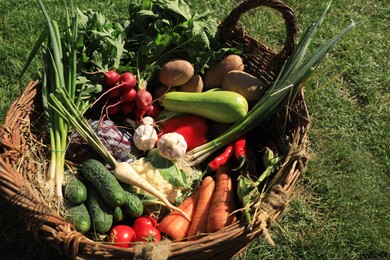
[1,0,389,259]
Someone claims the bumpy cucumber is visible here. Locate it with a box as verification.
[81,159,126,207]
[121,184,144,217]
[66,203,91,234]
[86,185,113,234]
[113,206,125,222]
[159,90,248,123]
[64,177,87,204]
[123,190,144,217]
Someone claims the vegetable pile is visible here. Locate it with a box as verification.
[20,0,354,247]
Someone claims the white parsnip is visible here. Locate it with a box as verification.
[113,162,190,220]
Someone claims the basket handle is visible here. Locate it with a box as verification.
[220,0,298,60]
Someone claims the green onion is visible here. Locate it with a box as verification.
[186,1,356,166]
[19,0,92,198]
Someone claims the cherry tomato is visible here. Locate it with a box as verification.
[135,225,161,243]
[133,216,158,232]
[107,225,136,248]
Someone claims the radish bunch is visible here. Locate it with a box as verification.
[97,70,157,121]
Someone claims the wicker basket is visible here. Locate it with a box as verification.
[0,0,310,259]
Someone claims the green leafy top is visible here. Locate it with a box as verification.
[124,0,240,84]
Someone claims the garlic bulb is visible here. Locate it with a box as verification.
[133,124,158,151]
[157,132,187,160]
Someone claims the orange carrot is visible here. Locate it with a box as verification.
[207,165,236,233]
[158,189,200,241]
[187,176,216,240]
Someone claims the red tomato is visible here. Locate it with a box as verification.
[135,225,161,243]
[133,216,158,232]
[107,225,136,248]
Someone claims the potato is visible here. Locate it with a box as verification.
[203,55,244,90]
[222,70,267,102]
[176,74,204,92]
[159,59,194,87]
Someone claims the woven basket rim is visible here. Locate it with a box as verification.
[0,0,310,259]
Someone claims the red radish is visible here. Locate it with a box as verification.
[108,87,123,99]
[91,72,136,109]
[145,103,160,118]
[105,70,120,87]
[120,102,134,115]
[134,89,153,120]
[121,88,137,102]
[106,100,121,115]
[118,72,137,91]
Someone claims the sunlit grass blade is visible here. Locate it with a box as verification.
[18,28,48,86]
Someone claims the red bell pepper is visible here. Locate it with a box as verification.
[158,114,208,151]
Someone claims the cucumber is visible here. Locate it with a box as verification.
[113,206,125,222]
[86,185,113,234]
[66,203,91,234]
[81,159,126,207]
[159,90,248,123]
[121,184,144,218]
[64,177,87,204]
[123,190,144,217]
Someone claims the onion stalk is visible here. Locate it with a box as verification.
[186,1,356,166]
[38,0,76,199]
[19,1,90,198]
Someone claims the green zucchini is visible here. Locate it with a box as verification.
[159,90,248,123]
[64,177,87,204]
[86,185,113,234]
[81,159,126,207]
[66,203,91,234]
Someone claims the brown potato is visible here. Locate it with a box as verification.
[176,74,204,92]
[203,55,244,90]
[222,70,267,102]
[159,59,194,87]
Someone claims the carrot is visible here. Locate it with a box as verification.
[207,165,236,233]
[158,189,200,241]
[187,176,216,240]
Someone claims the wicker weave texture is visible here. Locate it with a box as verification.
[0,0,310,259]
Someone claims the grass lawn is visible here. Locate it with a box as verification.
[0,0,389,259]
